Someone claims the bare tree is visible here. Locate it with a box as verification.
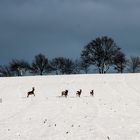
[113,51,127,73]
[50,57,75,74]
[30,54,49,75]
[10,59,30,76]
[127,56,140,73]
[81,36,120,73]
[58,57,75,74]
[0,65,13,77]
[80,59,90,74]
[50,57,62,75]
[73,59,81,74]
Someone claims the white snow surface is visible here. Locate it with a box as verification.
[0,74,140,140]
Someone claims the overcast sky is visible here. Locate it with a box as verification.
[0,0,140,64]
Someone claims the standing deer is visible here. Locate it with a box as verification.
[61,90,68,97]
[90,90,94,96]
[27,87,35,98]
[76,89,82,97]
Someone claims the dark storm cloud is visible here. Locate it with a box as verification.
[0,0,140,64]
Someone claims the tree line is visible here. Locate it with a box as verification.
[0,36,140,77]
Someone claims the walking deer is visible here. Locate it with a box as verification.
[27,87,35,98]
[61,90,68,97]
[90,90,94,96]
[76,89,82,97]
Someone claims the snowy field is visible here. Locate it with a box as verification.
[0,74,140,140]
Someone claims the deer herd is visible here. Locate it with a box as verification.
[62,89,94,97]
[61,89,94,98]
[27,87,94,98]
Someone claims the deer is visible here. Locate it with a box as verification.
[90,90,94,96]
[76,89,82,97]
[61,90,68,97]
[27,87,35,98]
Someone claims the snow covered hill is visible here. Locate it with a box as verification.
[0,74,140,140]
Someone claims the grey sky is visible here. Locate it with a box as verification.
[0,0,140,64]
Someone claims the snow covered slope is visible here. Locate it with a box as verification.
[0,74,140,140]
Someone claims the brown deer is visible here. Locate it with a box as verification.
[90,90,94,96]
[61,90,68,97]
[27,87,35,98]
[76,89,82,97]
